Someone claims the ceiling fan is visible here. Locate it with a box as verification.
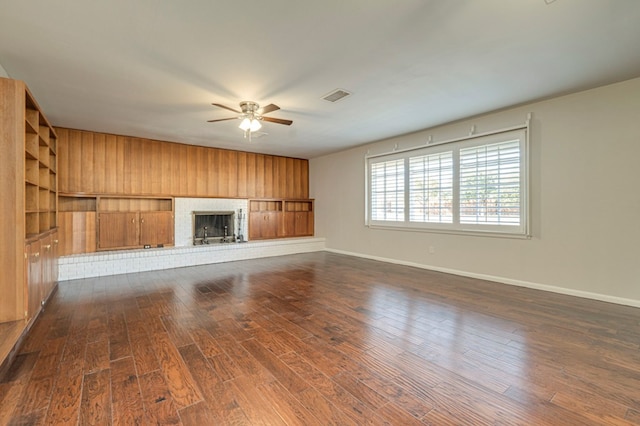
[208,101,293,139]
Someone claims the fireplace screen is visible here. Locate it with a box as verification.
[193,211,235,244]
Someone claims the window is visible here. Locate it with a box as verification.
[409,151,453,223]
[370,158,404,221]
[366,128,528,236]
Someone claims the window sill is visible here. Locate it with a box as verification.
[366,224,531,239]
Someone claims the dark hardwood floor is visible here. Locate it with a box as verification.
[1,252,640,425]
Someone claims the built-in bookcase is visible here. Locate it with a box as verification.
[0,77,59,373]
[24,95,57,238]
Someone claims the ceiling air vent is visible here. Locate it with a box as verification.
[322,89,352,103]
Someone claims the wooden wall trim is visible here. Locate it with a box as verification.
[55,128,309,199]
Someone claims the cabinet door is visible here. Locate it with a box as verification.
[283,212,296,237]
[51,231,59,285]
[139,212,174,246]
[248,212,262,240]
[249,211,281,239]
[40,234,53,297]
[284,211,313,237]
[98,212,139,249]
[25,240,42,320]
[294,212,311,236]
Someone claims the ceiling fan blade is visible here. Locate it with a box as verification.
[207,117,237,123]
[212,103,241,113]
[260,103,280,115]
[262,116,293,126]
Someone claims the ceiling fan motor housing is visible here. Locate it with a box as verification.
[240,101,259,114]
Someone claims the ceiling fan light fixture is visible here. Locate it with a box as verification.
[249,118,262,132]
[239,117,251,131]
[239,117,262,132]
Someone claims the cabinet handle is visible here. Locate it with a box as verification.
[132,218,135,223]
[141,219,145,223]
[54,239,58,244]
[44,244,51,250]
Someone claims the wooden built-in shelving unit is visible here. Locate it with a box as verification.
[58,194,174,254]
[248,199,314,240]
[24,96,58,239]
[96,196,174,251]
[0,77,59,378]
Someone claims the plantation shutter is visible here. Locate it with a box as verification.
[459,140,521,225]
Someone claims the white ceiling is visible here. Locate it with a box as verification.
[1,0,639,159]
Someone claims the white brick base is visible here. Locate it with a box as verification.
[58,237,326,281]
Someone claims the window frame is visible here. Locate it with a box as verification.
[365,125,530,238]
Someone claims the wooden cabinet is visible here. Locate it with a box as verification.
[58,196,96,255]
[140,211,174,246]
[249,210,283,240]
[98,212,139,250]
[283,200,314,237]
[248,199,314,240]
[59,195,174,253]
[0,77,58,326]
[248,200,283,240]
[25,239,42,320]
[96,197,174,251]
[24,231,58,321]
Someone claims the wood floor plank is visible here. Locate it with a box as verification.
[45,371,83,425]
[0,353,39,426]
[83,339,110,374]
[177,401,217,425]
[215,334,275,383]
[279,350,384,424]
[126,318,161,376]
[207,352,244,382]
[375,401,426,426]
[295,386,359,426]
[188,327,223,358]
[177,343,252,424]
[10,376,55,424]
[107,309,131,361]
[86,305,109,344]
[161,314,195,348]
[147,330,203,409]
[10,338,66,422]
[332,371,389,411]
[18,315,55,354]
[227,375,288,426]
[241,338,309,394]
[138,370,182,425]
[80,369,112,426]
[256,379,321,426]
[110,357,145,425]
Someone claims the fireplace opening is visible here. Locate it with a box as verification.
[193,211,235,244]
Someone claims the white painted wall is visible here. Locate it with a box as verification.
[310,77,640,305]
[0,62,9,78]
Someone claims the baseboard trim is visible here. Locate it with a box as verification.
[324,248,640,309]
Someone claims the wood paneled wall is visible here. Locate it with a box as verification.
[55,128,309,199]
